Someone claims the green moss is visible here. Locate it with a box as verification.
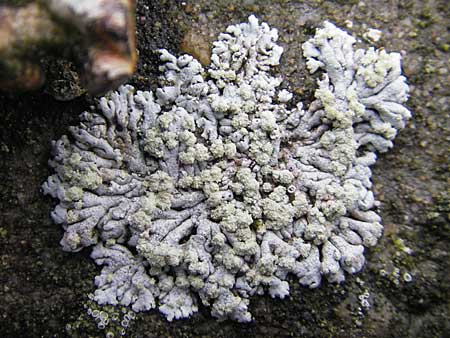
[415,19,430,29]
[0,227,7,239]
[438,43,450,52]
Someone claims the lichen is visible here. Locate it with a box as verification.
[43,16,411,322]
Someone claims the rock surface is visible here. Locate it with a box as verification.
[0,1,448,337]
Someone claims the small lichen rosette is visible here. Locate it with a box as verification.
[43,16,411,322]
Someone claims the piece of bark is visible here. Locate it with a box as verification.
[0,0,136,98]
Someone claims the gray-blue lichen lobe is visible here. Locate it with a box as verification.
[43,15,411,323]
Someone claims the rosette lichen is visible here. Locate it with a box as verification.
[43,16,411,322]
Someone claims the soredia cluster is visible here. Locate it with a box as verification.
[43,16,411,322]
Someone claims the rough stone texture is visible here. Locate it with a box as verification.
[0,0,449,337]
